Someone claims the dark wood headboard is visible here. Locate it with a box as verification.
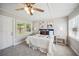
[39,29,54,35]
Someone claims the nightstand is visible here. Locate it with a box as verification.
[54,36,66,45]
[56,38,65,45]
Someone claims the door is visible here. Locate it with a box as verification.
[0,15,13,50]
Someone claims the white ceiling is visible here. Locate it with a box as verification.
[0,3,78,21]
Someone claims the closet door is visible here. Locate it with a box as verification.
[0,15,3,50]
[0,15,13,50]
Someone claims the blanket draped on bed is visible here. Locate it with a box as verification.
[25,35,54,54]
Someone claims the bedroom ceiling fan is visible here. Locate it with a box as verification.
[16,3,44,15]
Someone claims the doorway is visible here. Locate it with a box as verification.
[0,15,15,50]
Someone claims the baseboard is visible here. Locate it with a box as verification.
[70,45,79,56]
[0,40,25,50]
[0,44,13,50]
[14,40,25,46]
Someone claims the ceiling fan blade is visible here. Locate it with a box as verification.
[25,3,35,6]
[16,8,24,11]
[29,7,33,15]
[33,7,44,12]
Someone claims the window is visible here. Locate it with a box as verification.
[16,23,32,34]
[69,15,79,40]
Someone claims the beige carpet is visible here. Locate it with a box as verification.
[0,42,46,56]
[0,42,77,56]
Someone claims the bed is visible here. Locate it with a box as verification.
[25,29,54,54]
[25,34,54,54]
[25,34,49,52]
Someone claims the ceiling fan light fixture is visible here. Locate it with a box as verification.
[24,7,30,15]
[31,8,35,13]
[16,3,44,15]
[24,7,34,15]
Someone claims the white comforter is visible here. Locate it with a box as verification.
[25,34,54,54]
[25,34,49,49]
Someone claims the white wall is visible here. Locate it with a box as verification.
[32,20,54,34]
[32,17,67,39]
[54,17,67,39]
[0,15,13,50]
[0,15,3,50]
[0,9,32,49]
[15,18,32,45]
[68,5,79,55]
